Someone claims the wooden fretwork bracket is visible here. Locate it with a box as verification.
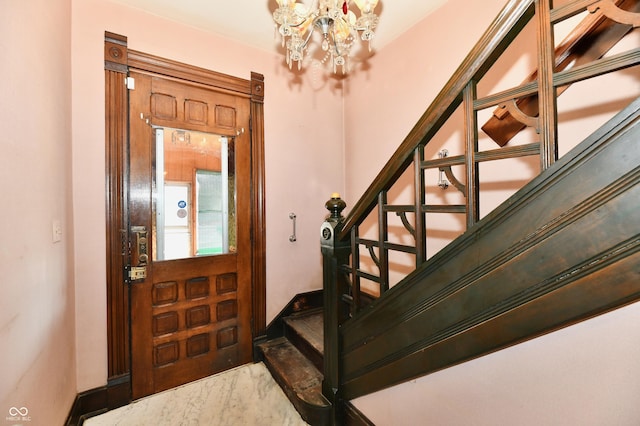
[481,0,640,146]
[589,0,640,27]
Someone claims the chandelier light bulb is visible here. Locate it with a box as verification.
[333,18,350,42]
[293,2,310,16]
[353,0,379,14]
[345,10,357,25]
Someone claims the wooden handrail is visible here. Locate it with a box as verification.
[322,0,640,419]
[339,96,640,400]
[338,0,536,240]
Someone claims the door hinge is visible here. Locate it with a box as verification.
[125,76,135,90]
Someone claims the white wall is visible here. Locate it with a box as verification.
[71,0,345,392]
[346,0,640,423]
[0,0,77,424]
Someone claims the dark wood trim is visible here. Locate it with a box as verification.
[105,374,131,411]
[250,72,267,339]
[64,375,130,426]
[104,31,127,73]
[344,401,375,426]
[104,32,130,380]
[127,50,252,96]
[258,290,324,344]
[321,215,352,425]
[65,387,106,426]
[536,0,559,170]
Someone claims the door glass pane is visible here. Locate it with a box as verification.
[163,182,191,259]
[153,127,236,261]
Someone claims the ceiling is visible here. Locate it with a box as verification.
[110,0,450,53]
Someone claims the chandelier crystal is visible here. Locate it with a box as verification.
[273,0,380,74]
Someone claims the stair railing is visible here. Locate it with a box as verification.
[321,0,639,422]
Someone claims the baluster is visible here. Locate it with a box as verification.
[464,81,480,228]
[537,0,559,170]
[414,146,426,266]
[351,226,360,314]
[378,191,389,293]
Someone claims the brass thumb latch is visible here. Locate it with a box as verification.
[126,226,148,283]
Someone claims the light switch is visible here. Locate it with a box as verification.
[52,220,62,243]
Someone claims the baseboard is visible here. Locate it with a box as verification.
[344,401,375,426]
[65,374,130,425]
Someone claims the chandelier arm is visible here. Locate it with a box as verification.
[333,36,342,56]
[352,21,377,32]
[289,13,313,29]
[302,25,316,49]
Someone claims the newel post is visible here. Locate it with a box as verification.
[321,193,350,424]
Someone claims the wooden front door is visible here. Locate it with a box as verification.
[128,70,253,398]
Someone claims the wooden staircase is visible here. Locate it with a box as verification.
[318,0,640,421]
[257,308,331,426]
[255,0,640,423]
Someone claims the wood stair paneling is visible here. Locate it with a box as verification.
[257,309,331,426]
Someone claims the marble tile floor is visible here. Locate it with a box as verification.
[84,362,309,426]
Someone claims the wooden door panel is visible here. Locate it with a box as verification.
[148,256,246,393]
[148,76,246,135]
[129,71,252,399]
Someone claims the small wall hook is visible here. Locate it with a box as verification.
[437,149,450,190]
[289,213,297,242]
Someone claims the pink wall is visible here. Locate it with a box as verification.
[343,0,507,204]
[0,0,77,423]
[345,0,640,423]
[71,0,345,392]
[3,0,638,423]
[354,302,640,425]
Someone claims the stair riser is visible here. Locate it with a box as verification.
[285,321,324,372]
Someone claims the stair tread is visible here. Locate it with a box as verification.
[284,310,324,355]
[258,337,329,408]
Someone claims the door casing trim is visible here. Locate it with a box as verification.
[104,31,266,391]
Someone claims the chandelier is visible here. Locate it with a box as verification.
[273,0,380,74]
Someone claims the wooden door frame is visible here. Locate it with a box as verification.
[104,32,266,401]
